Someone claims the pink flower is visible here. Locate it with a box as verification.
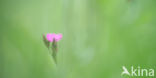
[46,33,62,42]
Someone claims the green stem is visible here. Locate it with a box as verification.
[52,39,57,64]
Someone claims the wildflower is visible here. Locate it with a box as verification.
[43,33,62,64]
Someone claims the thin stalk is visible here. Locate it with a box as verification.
[52,39,57,64]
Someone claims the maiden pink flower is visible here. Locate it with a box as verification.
[46,33,62,42]
[43,33,62,64]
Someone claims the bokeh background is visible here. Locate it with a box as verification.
[0,0,156,78]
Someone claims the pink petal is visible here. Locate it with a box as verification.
[46,33,54,42]
[54,33,62,42]
[46,33,62,42]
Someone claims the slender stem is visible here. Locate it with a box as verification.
[52,51,57,64]
[52,39,57,64]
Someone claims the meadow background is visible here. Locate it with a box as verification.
[0,0,156,78]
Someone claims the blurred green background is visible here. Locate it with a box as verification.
[0,0,156,78]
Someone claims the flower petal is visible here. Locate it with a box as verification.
[54,33,62,42]
[46,33,53,42]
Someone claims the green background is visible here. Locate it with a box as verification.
[0,0,156,78]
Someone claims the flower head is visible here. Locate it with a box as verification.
[46,33,62,42]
